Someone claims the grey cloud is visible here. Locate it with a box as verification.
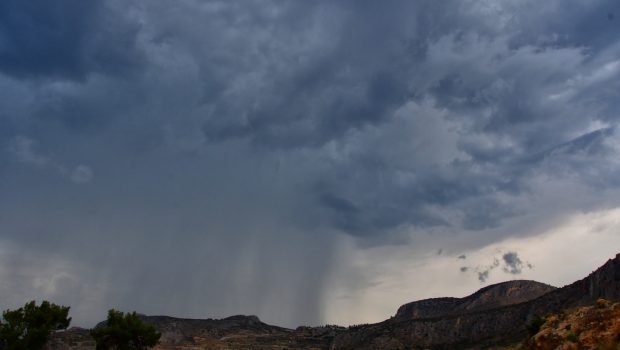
[458,255,466,260]
[463,252,532,282]
[70,165,94,184]
[318,193,366,234]
[8,135,49,167]
[45,0,619,235]
[465,257,504,283]
[502,252,524,275]
[531,127,615,163]
[7,136,93,184]
[320,194,360,215]
[478,270,489,283]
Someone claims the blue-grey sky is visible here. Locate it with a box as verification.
[1,0,620,327]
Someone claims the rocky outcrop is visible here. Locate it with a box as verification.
[529,300,620,350]
[395,280,556,320]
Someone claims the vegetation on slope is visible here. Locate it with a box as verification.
[517,299,620,350]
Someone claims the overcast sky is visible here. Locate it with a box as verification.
[1,0,620,328]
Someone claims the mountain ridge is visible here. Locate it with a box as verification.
[395,279,556,320]
[333,253,620,349]
[45,253,620,349]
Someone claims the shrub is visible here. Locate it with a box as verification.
[0,300,71,350]
[91,310,160,350]
[526,315,546,337]
[597,298,610,308]
[566,331,578,343]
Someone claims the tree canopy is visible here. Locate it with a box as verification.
[91,310,161,350]
[0,300,71,350]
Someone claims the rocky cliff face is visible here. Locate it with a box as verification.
[395,280,556,320]
[45,253,620,350]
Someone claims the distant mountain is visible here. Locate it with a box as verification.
[136,314,336,349]
[333,253,620,349]
[45,253,620,350]
[395,280,556,320]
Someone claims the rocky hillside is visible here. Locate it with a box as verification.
[45,253,620,350]
[143,315,338,350]
[45,315,341,350]
[527,300,620,350]
[395,280,556,320]
[333,253,620,349]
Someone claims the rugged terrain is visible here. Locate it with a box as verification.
[526,300,620,350]
[45,315,343,350]
[334,253,620,349]
[45,253,620,350]
[395,280,556,320]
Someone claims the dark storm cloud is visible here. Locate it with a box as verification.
[320,194,360,215]
[197,1,419,149]
[0,0,143,81]
[1,0,620,327]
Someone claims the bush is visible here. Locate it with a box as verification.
[0,300,71,350]
[566,331,578,343]
[91,310,160,350]
[597,298,610,308]
[526,315,546,337]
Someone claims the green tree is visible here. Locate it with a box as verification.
[91,310,161,350]
[0,300,71,350]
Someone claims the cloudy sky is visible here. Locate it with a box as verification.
[1,0,620,328]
